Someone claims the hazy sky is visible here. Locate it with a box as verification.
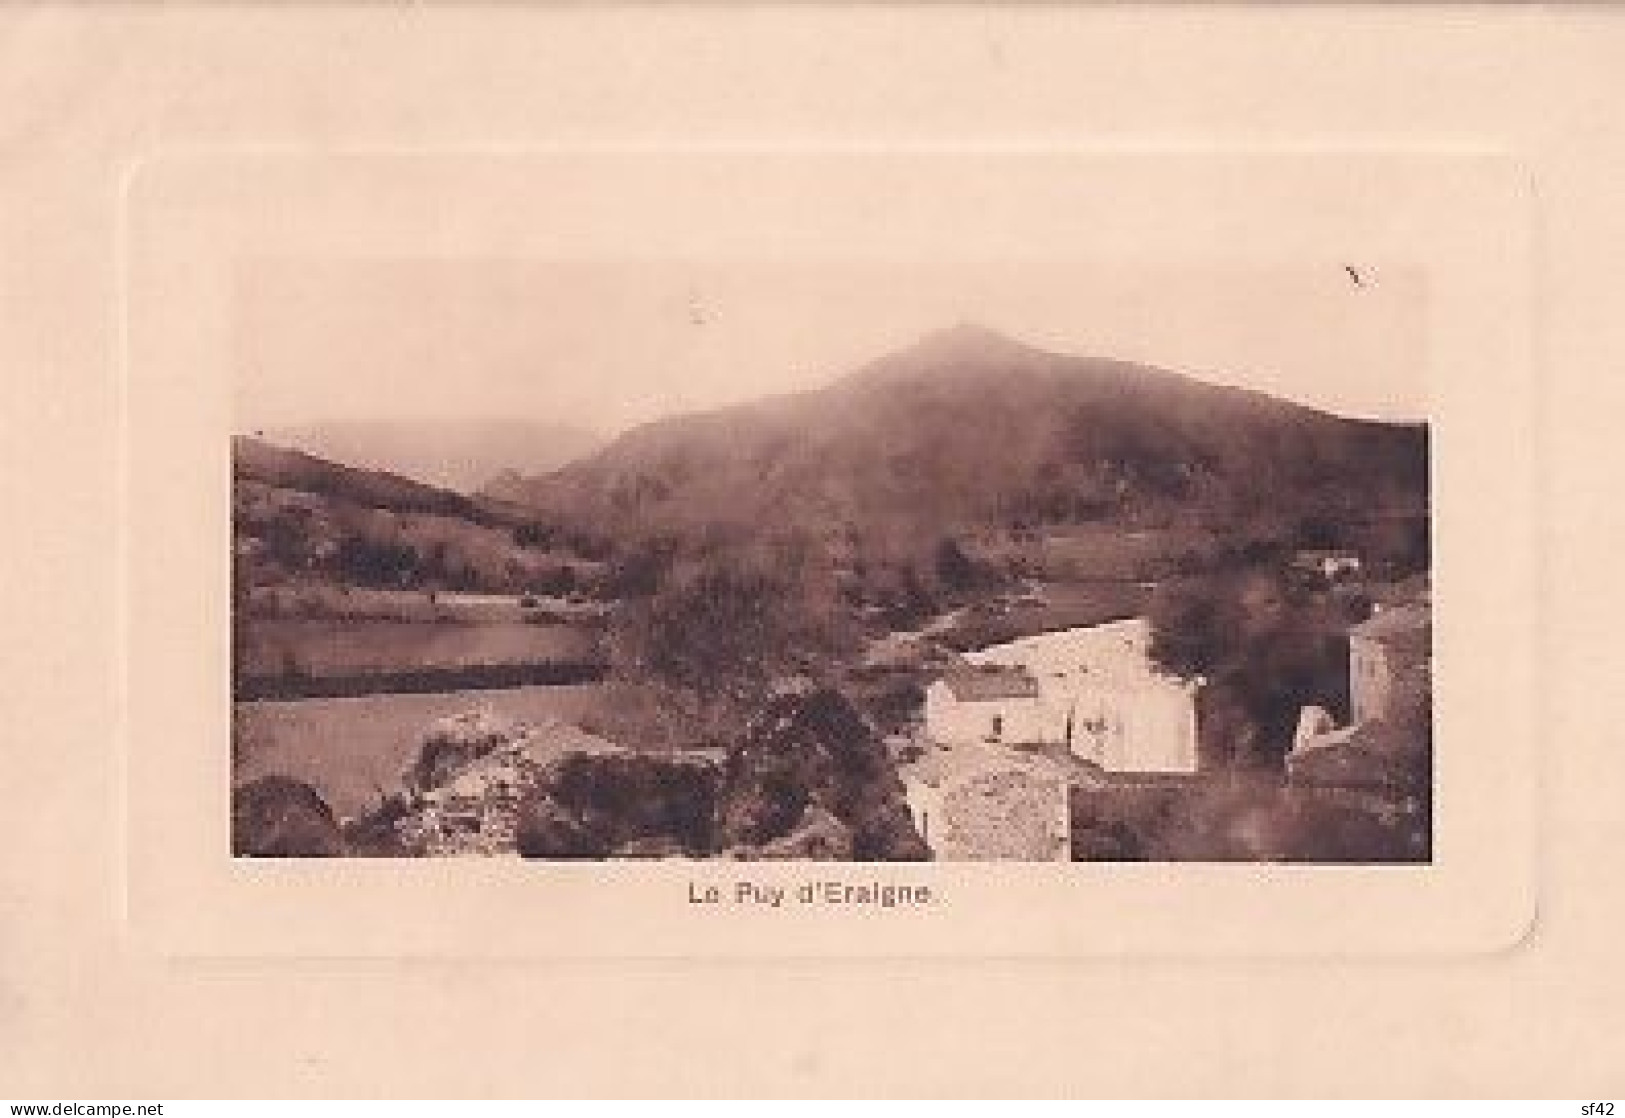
[236,258,1427,436]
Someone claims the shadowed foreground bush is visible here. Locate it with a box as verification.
[232,775,345,857]
[511,687,929,861]
[1070,774,1428,863]
[517,752,721,859]
[719,687,929,861]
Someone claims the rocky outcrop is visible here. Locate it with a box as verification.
[512,686,926,859]
[349,705,724,858]
[719,687,930,861]
[346,688,926,861]
[232,775,345,857]
[730,805,854,860]
[516,750,722,859]
[388,710,543,856]
[407,708,520,793]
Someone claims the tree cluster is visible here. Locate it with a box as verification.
[609,536,858,714]
[1148,567,1351,771]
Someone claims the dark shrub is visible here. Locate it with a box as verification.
[721,688,929,861]
[516,795,614,859]
[232,775,344,857]
[545,752,720,855]
[342,794,417,857]
[1069,784,1183,861]
[516,752,723,859]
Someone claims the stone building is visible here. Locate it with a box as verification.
[1289,598,1432,828]
[1349,604,1431,725]
[900,742,1073,861]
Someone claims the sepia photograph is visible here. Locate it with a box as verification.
[230,258,1432,864]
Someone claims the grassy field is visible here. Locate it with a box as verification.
[979,524,1218,582]
[234,473,605,597]
[236,619,600,683]
[243,583,607,624]
[936,579,1155,652]
[234,684,611,819]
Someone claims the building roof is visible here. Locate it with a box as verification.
[967,618,1193,693]
[939,663,1041,702]
[902,737,1068,790]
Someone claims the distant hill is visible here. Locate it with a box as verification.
[494,324,1428,541]
[253,419,599,494]
[233,435,538,530]
[232,436,604,597]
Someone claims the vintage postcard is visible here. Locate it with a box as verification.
[13,1,1625,1100]
[120,149,1535,960]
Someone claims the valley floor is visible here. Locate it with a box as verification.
[235,683,609,820]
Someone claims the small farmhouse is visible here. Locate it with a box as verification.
[923,663,1048,747]
[1291,549,1363,584]
[923,619,1201,775]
